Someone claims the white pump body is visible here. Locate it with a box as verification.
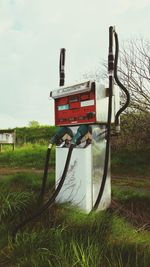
[56,125,111,212]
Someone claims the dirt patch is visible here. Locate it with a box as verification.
[112,174,150,180]
[0,167,44,175]
[111,198,150,231]
[112,175,150,190]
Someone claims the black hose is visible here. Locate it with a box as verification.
[92,27,130,211]
[38,144,53,203]
[92,76,113,211]
[12,144,74,241]
[92,26,114,211]
[38,127,73,202]
[114,32,130,126]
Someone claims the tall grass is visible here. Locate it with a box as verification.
[0,146,149,266]
[0,209,149,267]
[0,189,32,221]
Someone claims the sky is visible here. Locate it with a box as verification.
[0,0,150,128]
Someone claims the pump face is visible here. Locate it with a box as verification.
[50,80,120,126]
[51,81,95,126]
[55,87,96,126]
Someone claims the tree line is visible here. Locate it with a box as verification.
[13,112,149,151]
[15,125,56,144]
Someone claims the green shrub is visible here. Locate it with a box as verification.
[112,112,150,151]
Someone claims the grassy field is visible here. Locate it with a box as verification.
[0,144,55,169]
[112,149,150,177]
[0,144,149,175]
[0,144,149,266]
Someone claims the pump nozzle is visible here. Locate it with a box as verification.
[72,125,89,145]
[51,127,73,145]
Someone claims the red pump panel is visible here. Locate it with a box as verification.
[54,88,96,126]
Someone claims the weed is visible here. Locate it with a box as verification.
[0,189,32,222]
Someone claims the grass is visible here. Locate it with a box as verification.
[0,209,149,267]
[0,144,149,266]
[112,186,150,203]
[112,149,150,176]
[0,143,55,169]
[0,145,149,178]
[0,171,55,191]
[0,172,149,267]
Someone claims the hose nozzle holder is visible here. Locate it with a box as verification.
[72,125,90,145]
[108,26,115,75]
[115,125,120,134]
[51,127,73,145]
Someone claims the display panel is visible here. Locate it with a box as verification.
[54,89,96,126]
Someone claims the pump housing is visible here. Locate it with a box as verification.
[50,80,120,127]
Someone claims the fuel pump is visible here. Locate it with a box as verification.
[51,26,129,212]
[51,80,119,212]
[13,26,130,240]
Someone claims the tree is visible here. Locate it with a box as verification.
[28,120,40,128]
[85,38,150,114]
[118,38,150,113]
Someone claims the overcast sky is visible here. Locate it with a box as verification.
[0,0,150,128]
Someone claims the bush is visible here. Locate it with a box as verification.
[15,126,56,144]
[112,112,150,151]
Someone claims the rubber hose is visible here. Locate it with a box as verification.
[92,26,114,211]
[38,145,53,202]
[12,144,74,241]
[114,32,130,126]
[92,29,130,211]
[92,76,113,211]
